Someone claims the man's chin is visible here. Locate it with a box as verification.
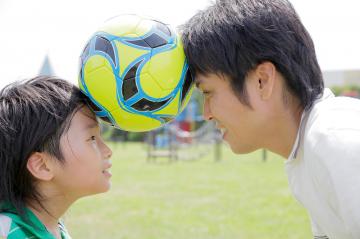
[227,142,257,155]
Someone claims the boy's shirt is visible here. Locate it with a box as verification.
[0,204,71,239]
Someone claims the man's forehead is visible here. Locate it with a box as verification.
[194,73,221,87]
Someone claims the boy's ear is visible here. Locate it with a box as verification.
[26,152,55,181]
[254,61,276,100]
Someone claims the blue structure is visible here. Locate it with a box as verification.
[38,55,55,76]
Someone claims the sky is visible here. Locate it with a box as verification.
[0,0,359,89]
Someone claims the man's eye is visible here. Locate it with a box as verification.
[90,136,96,141]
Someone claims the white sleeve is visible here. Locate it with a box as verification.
[309,216,328,239]
[0,214,12,238]
[311,128,360,237]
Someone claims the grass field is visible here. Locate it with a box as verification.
[65,142,312,239]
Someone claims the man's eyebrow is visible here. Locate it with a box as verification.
[195,78,202,88]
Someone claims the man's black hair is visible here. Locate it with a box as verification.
[181,0,324,109]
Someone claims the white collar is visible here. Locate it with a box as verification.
[286,88,335,162]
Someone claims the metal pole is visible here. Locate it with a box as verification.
[214,137,222,161]
[262,149,267,162]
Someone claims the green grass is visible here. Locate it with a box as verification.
[65,142,312,239]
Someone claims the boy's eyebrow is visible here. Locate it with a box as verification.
[81,109,99,129]
[83,120,99,130]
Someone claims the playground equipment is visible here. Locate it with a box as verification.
[146,96,222,162]
[146,121,222,162]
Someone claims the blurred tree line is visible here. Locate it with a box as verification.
[331,85,360,97]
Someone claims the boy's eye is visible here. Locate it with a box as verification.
[90,136,96,141]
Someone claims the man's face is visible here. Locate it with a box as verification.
[196,73,266,154]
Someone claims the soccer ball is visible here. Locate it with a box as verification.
[78,15,194,132]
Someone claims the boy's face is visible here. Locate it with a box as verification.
[53,106,113,198]
[196,73,267,154]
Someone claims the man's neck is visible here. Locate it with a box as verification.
[265,105,304,158]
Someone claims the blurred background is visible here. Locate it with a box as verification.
[1,0,360,238]
[1,0,360,88]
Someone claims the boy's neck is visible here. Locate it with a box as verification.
[27,196,74,239]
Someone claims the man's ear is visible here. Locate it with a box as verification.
[254,61,276,100]
[26,152,55,181]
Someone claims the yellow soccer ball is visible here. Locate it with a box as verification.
[78,15,194,132]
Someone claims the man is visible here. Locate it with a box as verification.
[181,0,360,238]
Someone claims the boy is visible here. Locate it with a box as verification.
[0,76,112,238]
[181,0,360,238]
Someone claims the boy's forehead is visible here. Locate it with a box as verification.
[75,106,98,126]
[81,106,97,119]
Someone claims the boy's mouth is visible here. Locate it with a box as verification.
[102,163,112,176]
[102,168,112,177]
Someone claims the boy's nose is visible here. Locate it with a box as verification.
[103,144,112,159]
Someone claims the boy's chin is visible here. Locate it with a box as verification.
[86,183,112,196]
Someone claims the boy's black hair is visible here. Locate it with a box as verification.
[0,76,88,217]
[181,0,324,109]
